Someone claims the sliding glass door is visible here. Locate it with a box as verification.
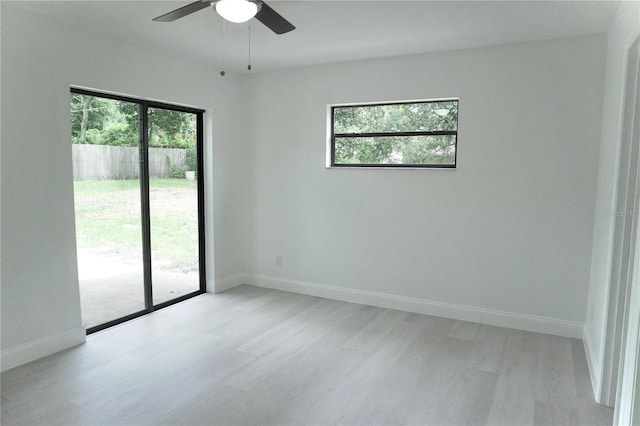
[70,89,205,333]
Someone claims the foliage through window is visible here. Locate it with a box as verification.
[330,99,459,168]
[70,94,196,149]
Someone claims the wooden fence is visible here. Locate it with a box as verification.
[72,144,186,180]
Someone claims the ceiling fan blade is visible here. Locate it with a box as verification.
[153,1,211,22]
[255,1,295,34]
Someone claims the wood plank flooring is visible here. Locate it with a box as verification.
[1,285,614,425]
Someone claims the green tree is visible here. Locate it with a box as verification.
[71,94,111,143]
[121,104,195,148]
[71,94,196,149]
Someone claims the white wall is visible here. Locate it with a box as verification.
[584,0,640,405]
[0,5,251,370]
[244,35,607,337]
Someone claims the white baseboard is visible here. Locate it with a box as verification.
[211,273,247,293]
[1,326,86,372]
[245,274,584,339]
[583,325,603,404]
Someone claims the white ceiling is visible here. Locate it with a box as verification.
[6,0,619,73]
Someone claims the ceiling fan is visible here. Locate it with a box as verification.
[153,0,295,35]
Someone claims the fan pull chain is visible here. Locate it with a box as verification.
[220,19,226,76]
[247,23,252,71]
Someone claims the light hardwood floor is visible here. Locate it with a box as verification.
[1,285,614,425]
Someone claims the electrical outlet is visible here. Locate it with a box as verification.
[276,255,283,267]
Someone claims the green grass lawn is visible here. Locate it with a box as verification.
[73,178,196,195]
[73,178,199,272]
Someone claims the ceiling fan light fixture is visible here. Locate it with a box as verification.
[214,0,261,23]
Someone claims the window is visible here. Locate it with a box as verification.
[70,88,206,333]
[329,99,459,168]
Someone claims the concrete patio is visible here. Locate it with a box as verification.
[78,247,200,329]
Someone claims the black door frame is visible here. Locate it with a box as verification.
[71,87,206,334]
